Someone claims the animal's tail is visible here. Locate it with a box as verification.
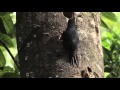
[69,50,79,67]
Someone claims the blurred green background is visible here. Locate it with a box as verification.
[0,12,19,78]
[0,12,120,78]
[101,12,120,78]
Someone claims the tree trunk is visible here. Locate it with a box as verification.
[16,12,104,78]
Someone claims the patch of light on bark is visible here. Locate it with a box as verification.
[26,72,29,78]
[25,56,28,61]
[27,43,30,47]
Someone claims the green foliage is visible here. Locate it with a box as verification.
[0,66,19,78]
[0,12,14,36]
[0,32,14,47]
[1,14,14,35]
[0,12,19,78]
[101,12,117,22]
[0,49,6,68]
[101,12,120,78]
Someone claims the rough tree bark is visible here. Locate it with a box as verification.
[16,12,104,78]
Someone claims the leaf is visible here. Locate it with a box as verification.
[101,19,110,29]
[101,12,117,22]
[0,32,14,47]
[104,72,110,78]
[102,39,111,51]
[102,31,113,41]
[0,66,19,78]
[113,31,120,40]
[0,71,4,77]
[103,46,112,61]
[0,18,7,34]
[110,42,116,52]
[0,12,9,16]
[1,13,14,35]
[3,66,14,72]
[1,72,19,78]
[104,67,113,72]
[0,49,6,67]
[10,12,16,24]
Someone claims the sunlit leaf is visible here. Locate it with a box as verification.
[113,31,120,40]
[104,72,110,78]
[101,12,117,22]
[102,39,111,51]
[101,19,110,29]
[10,12,16,24]
[102,31,113,41]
